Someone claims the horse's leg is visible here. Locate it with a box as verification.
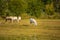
[5,19,8,22]
[11,19,13,23]
[9,19,11,23]
[16,19,19,23]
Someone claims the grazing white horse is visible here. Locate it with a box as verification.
[6,16,21,23]
[30,18,37,26]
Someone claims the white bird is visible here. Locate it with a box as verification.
[30,18,37,26]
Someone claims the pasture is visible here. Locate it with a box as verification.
[0,19,60,40]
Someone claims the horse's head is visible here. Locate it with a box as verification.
[1,16,6,19]
[17,16,21,20]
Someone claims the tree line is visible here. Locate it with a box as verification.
[0,0,60,19]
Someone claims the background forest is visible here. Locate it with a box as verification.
[0,0,60,19]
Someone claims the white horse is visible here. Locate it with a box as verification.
[30,18,37,26]
[5,16,21,23]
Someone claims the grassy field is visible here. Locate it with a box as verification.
[0,19,60,40]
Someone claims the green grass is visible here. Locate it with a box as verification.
[0,34,60,40]
[0,19,60,40]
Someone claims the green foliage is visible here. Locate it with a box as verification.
[0,0,60,19]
